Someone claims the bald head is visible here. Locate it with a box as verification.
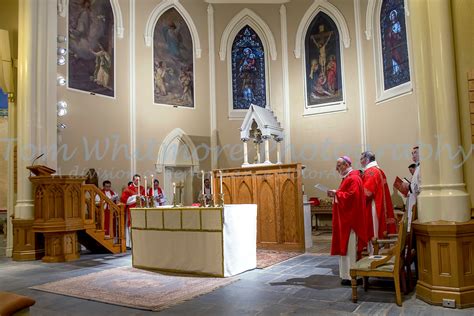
[336,157,351,176]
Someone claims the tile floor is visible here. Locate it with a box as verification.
[0,234,472,315]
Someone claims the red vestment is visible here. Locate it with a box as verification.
[147,187,164,206]
[120,184,145,227]
[101,189,116,235]
[331,170,368,256]
[362,166,397,238]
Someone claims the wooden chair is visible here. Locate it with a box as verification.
[350,213,408,306]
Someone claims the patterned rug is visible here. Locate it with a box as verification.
[31,267,237,311]
[256,249,303,268]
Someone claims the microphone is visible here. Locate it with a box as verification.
[29,153,44,177]
[31,153,44,166]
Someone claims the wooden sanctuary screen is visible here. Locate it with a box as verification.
[214,163,304,252]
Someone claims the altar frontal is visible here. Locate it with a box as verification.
[131,204,257,277]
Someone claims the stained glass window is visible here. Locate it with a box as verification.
[380,0,410,90]
[231,26,266,110]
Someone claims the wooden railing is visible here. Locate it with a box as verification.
[81,184,126,253]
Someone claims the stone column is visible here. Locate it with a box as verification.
[275,138,282,164]
[242,138,249,166]
[410,1,474,307]
[12,0,57,260]
[263,136,271,164]
[409,0,471,223]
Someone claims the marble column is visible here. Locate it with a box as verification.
[275,138,282,164]
[242,138,249,166]
[11,0,57,259]
[409,0,471,222]
[263,136,271,164]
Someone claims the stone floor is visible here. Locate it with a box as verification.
[1,241,473,315]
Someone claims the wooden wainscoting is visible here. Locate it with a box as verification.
[215,163,304,252]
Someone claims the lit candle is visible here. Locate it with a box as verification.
[173,182,176,194]
[137,177,141,198]
[219,170,223,194]
[210,171,214,196]
[144,176,147,197]
[201,170,205,194]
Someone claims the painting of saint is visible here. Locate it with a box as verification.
[305,13,342,106]
[231,26,266,110]
[381,0,410,90]
[68,0,114,97]
[153,8,194,107]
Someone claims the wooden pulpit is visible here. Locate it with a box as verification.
[27,166,86,262]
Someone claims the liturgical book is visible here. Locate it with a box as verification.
[393,176,409,196]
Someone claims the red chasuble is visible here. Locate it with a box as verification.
[331,170,368,256]
[362,166,397,238]
[120,184,145,227]
[101,189,116,235]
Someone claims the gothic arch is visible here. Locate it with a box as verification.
[155,128,200,174]
[219,8,277,61]
[144,0,201,58]
[294,0,350,58]
[60,0,124,38]
[365,0,410,40]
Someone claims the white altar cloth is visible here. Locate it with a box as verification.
[131,204,257,277]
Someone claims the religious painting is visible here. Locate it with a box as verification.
[304,12,343,107]
[153,8,194,108]
[231,26,266,110]
[380,0,410,90]
[68,0,115,97]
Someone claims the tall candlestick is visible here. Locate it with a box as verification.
[201,170,205,194]
[173,182,176,194]
[219,170,223,194]
[210,171,214,196]
[144,176,147,196]
[151,174,154,191]
[137,178,141,202]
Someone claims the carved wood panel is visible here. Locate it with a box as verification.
[215,164,304,251]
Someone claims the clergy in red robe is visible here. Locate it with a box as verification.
[99,180,118,236]
[120,174,145,248]
[148,179,166,207]
[360,151,397,243]
[328,156,368,285]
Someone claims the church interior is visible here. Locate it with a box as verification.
[0,0,474,314]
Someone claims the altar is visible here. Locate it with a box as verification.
[130,204,257,277]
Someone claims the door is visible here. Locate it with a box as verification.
[164,166,193,206]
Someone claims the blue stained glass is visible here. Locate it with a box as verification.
[380,0,410,90]
[231,26,266,110]
[0,88,7,116]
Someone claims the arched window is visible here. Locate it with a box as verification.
[231,26,266,110]
[380,0,410,90]
[153,8,194,108]
[68,0,115,97]
[304,12,343,108]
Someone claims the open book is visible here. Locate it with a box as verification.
[393,176,409,196]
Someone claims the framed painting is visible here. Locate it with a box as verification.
[68,0,115,97]
[153,8,194,108]
[304,12,343,107]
